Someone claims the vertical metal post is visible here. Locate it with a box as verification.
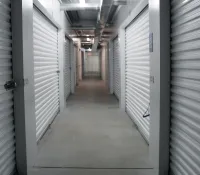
[149,0,171,174]
[11,0,37,174]
[109,41,114,94]
[58,26,65,111]
[119,29,126,111]
[70,41,75,94]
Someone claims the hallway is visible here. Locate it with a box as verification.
[31,79,154,175]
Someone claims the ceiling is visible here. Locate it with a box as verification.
[61,0,128,50]
[62,0,100,3]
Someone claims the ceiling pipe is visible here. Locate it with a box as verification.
[71,27,96,30]
[60,3,100,11]
[113,0,127,5]
[92,0,113,51]
[70,35,111,38]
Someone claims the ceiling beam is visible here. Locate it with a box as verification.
[69,35,111,38]
[60,3,100,11]
[113,0,127,5]
[72,20,97,27]
[71,27,96,30]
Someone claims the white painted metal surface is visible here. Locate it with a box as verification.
[75,46,79,84]
[64,37,71,98]
[125,8,150,142]
[113,37,120,99]
[170,1,200,174]
[84,54,100,77]
[0,0,16,174]
[33,7,60,141]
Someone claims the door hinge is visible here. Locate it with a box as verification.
[4,80,17,91]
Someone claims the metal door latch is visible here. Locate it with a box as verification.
[150,76,154,83]
[4,80,17,91]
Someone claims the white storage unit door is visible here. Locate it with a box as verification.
[0,0,16,174]
[33,7,60,141]
[64,38,71,98]
[170,1,200,174]
[85,55,100,76]
[125,7,150,142]
[113,37,120,99]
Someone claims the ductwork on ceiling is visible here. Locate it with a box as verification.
[93,0,128,51]
[61,3,100,11]
[61,0,127,51]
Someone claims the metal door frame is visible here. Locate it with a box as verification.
[110,36,120,99]
[109,34,118,95]
[11,0,62,174]
[117,0,171,174]
[64,34,75,98]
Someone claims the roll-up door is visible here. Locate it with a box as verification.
[33,7,60,141]
[170,1,200,174]
[113,37,120,99]
[125,7,150,142]
[64,37,71,98]
[85,54,100,77]
[0,0,16,174]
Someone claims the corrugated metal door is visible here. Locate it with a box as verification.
[33,7,60,141]
[170,1,200,174]
[0,0,16,174]
[64,37,71,98]
[113,37,120,99]
[125,7,150,142]
[85,54,100,77]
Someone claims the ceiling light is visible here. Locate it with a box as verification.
[86,38,90,41]
[79,0,85,4]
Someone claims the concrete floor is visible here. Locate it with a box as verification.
[31,79,154,175]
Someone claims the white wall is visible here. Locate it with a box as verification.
[73,39,82,82]
[38,0,61,24]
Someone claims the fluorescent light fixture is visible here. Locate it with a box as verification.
[79,0,85,4]
[183,0,189,4]
[86,35,89,36]
[86,38,90,41]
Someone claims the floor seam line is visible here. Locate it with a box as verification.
[33,166,154,170]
